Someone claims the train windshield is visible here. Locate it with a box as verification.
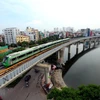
[3,57,8,62]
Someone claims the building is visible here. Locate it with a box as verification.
[44,30,49,38]
[39,31,44,40]
[85,28,90,36]
[16,35,30,43]
[0,34,4,42]
[34,29,39,41]
[19,31,26,35]
[66,27,74,33]
[25,27,39,41]
[54,28,59,32]
[3,27,20,45]
[58,31,66,38]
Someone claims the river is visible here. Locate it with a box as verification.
[63,44,100,88]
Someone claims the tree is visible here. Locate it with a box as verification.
[47,87,81,100]
[78,84,100,100]
[0,42,5,46]
[10,43,17,47]
[21,41,29,47]
[47,85,100,100]
[17,41,21,46]
[29,40,35,45]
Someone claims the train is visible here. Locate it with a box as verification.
[2,38,70,68]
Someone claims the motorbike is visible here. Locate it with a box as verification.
[24,75,31,87]
[25,81,29,87]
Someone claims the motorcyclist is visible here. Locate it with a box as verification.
[24,75,31,87]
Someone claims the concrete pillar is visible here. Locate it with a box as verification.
[89,40,91,49]
[76,43,78,55]
[44,67,49,84]
[99,38,100,44]
[57,48,65,64]
[68,45,71,60]
[83,40,86,51]
[36,63,51,84]
[98,38,99,45]
[94,39,96,47]
[57,50,60,60]
[60,48,64,65]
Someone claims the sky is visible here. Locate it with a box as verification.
[0,0,100,33]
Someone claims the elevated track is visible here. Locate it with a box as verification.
[0,36,100,88]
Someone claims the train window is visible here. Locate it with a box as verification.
[33,49,38,52]
[18,54,25,59]
[12,58,16,61]
[39,48,42,50]
[27,52,32,55]
[3,57,8,62]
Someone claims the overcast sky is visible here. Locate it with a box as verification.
[0,0,100,33]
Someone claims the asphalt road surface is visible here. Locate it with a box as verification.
[1,68,46,100]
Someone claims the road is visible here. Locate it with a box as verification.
[0,68,46,100]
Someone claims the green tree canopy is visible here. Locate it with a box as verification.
[0,42,5,46]
[29,40,35,45]
[47,84,100,100]
[10,43,17,47]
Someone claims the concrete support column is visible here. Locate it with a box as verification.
[83,40,86,51]
[36,63,51,85]
[60,48,64,64]
[94,39,96,47]
[57,48,65,64]
[44,67,49,84]
[68,45,71,60]
[98,38,99,45]
[89,40,91,49]
[76,42,78,55]
[99,38,100,44]
[57,50,60,60]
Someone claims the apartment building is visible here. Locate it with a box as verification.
[25,27,39,41]
[16,35,30,43]
[3,27,20,44]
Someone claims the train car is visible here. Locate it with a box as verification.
[2,38,70,68]
[2,46,40,68]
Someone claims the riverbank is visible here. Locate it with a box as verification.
[51,69,67,89]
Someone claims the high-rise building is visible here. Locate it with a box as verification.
[3,27,20,45]
[44,30,49,38]
[86,28,90,36]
